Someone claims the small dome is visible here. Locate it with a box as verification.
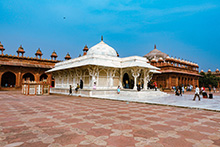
[151,57,157,62]
[201,70,204,73]
[51,51,58,57]
[170,56,174,61]
[83,45,89,52]
[87,39,117,57]
[0,41,5,51]
[174,57,180,63]
[180,59,184,63]
[17,45,25,53]
[146,58,150,63]
[208,69,211,72]
[158,57,164,62]
[116,51,119,57]
[191,62,196,66]
[165,56,171,61]
[216,69,219,72]
[186,61,190,65]
[182,60,187,64]
[65,53,71,60]
[144,45,168,60]
[35,48,42,56]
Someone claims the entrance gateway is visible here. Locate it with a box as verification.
[47,37,162,97]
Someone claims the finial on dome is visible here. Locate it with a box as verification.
[154,44,156,49]
[101,36,103,41]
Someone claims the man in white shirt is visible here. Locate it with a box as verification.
[193,85,200,101]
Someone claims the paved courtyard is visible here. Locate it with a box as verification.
[0,91,220,147]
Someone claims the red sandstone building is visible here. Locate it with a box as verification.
[0,41,91,90]
[144,45,201,90]
[0,42,63,90]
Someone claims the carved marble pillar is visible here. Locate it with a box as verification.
[119,68,123,88]
[67,72,69,86]
[75,69,82,85]
[131,68,141,90]
[88,66,99,89]
[109,69,116,88]
[72,71,76,87]
[61,73,64,88]
[143,69,150,90]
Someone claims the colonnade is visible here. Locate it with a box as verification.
[153,73,199,89]
[53,66,153,90]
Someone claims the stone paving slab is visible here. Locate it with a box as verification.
[0,91,220,147]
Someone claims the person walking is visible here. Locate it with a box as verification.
[208,86,211,93]
[117,86,121,94]
[213,86,216,93]
[69,85,72,95]
[179,86,182,96]
[154,81,157,91]
[182,86,184,94]
[193,85,200,101]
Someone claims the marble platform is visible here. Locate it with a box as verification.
[91,91,220,112]
[50,88,220,111]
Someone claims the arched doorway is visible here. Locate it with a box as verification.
[123,73,134,89]
[40,74,48,81]
[23,73,35,81]
[1,72,16,87]
[51,77,55,87]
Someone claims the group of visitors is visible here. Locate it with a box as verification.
[173,85,193,95]
[186,85,193,91]
[172,84,216,100]
[4,83,14,87]
[194,85,217,101]
[69,80,84,95]
[173,85,185,96]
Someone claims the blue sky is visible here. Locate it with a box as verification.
[0,0,219,71]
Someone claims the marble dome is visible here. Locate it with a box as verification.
[87,40,117,57]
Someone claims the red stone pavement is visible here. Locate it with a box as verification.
[0,91,220,147]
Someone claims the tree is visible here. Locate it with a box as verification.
[199,72,219,87]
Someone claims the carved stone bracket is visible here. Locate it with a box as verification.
[143,69,150,90]
[88,66,99,77]
[75,69,82,78]
[131,68,141,78]
[69,69,75,78]
[147,72,153,82]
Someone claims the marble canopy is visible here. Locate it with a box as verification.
[46,40,160,96]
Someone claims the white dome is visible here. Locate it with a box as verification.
[87,41,117,57]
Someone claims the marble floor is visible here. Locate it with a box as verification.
[92,90,220,111]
